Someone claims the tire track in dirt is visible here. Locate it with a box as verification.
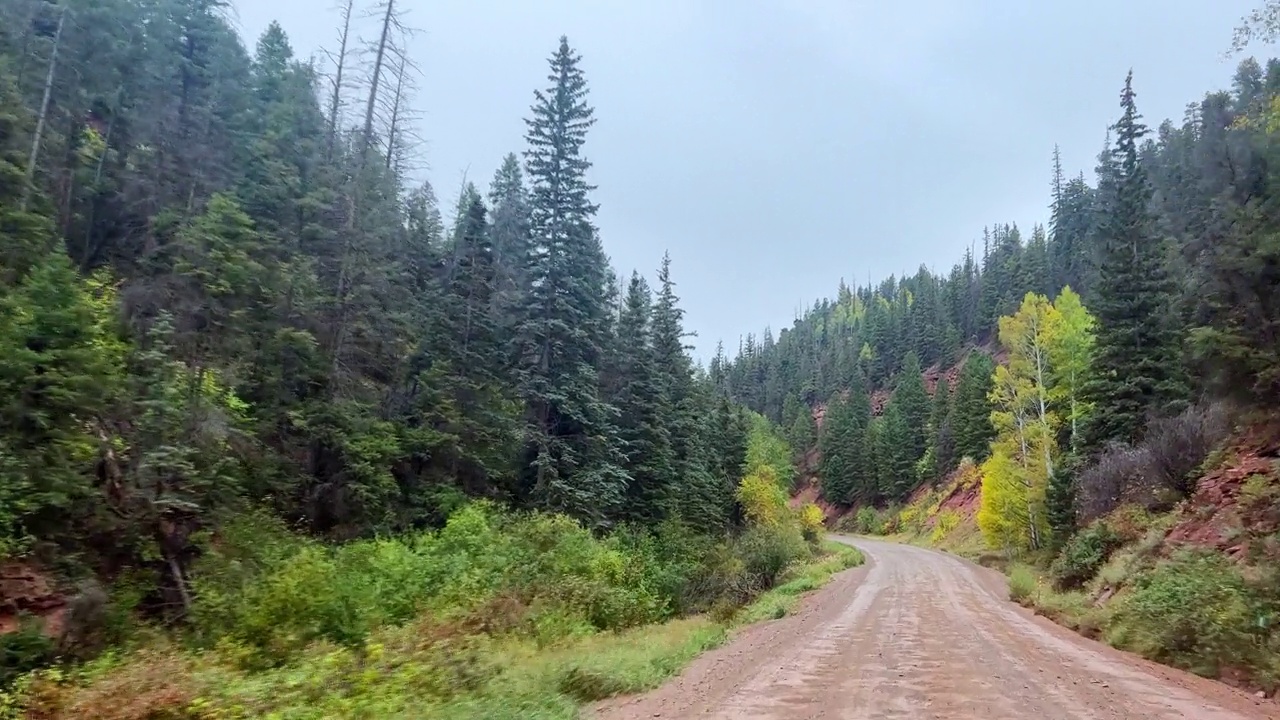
[591,537,1279,720]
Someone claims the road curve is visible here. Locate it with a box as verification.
[592,537,1279,720]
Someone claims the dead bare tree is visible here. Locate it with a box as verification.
[22,3,65,211]
[323,0,356,160]
[358,0,396,167]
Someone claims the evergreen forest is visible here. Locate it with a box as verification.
[3,0,1280,715]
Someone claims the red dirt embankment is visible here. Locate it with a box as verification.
[0,562,66,636]
[1164,424,1280,559]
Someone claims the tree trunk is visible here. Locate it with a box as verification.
[360,0,395,166]
[23,5,65,211]
[326,0,355,160]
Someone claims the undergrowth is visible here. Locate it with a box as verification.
[1005,502,1280,691]
[0,505,864,719]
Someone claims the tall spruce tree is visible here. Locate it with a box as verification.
[892,352,930,463]
[844,374,876,505]
[1085,72,1188,448]
[951,352,996,463]
[611,273,674,522]
[930,377,954,479]
[487,152,532,324]
[651,253,720,523]
[512,37,627,523]
[819,394,856,504]
[873,403,915,502]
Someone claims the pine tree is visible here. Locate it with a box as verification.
[651,253,720,523]
[487,152,532,323]
[873,403,915,502]
[930,377,955,479]
[819,394,856,504]
[1024,225,1051,297]
[612,272,674,522]
[892,351,930,463]
[844,376,876,505]
[1049,146,1095,297]
[512,37,627,523]
[0,77,125,548]
[951,352,996,463]
[0,66,53,282]
[708,395,749,502]
[1085,72,1188,448]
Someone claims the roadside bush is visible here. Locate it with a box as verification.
[1143,403,1232,498]
[1078,404,1233,521]
[798,504,825,544]
[187,501,823,668]
[1108,550,1262,678]
[1008,564,1037,604]
[930,509,961,545]
[853,506,881,535]
[735,465,790,527]
[1078,445,1149,522]
[736,525,810,591]
[0,618,55,689]
[1050,523,1123,590]
[188,503,675,664]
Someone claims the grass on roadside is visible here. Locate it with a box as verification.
[4,541,864,720]
[737,541,864,624]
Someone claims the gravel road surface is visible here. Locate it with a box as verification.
[592,537,1278,720]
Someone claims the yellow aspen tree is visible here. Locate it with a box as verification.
[1047,287,1096,454]
[978,293,1060,550]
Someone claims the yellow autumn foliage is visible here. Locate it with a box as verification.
[978,291,1095,552]
[735,465,789,527]
[798,503,825,543]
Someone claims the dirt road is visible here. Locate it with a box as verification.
[593,537,1279,720]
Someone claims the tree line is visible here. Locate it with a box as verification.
[725,57,1280,549]
[0,0,756,613]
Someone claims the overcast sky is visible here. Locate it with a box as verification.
[233,1,1260,360]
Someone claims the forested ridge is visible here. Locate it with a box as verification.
[0,1,848,714]
[0,0,759,572]
[714,6,1280,691]
[5,0,1280,713]
[725,60,1280,522]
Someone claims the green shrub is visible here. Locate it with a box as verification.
[188,503,736,665]
[1050,523,1123,590]
[735,525,810,591]
[0,618,55,689]
[1108,551,1262,678]
[854,507,881,535]
[1008,564,1038,604]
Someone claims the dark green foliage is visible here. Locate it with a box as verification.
[1049,522,1122,590]
[818,396,855,505]
[1049,146,1096,298]
[818,374,874,506]
[929,378,954,479]
[0,247,123,550]
[782,395,815,458]
[1085,73,1189,448]
[872,403,916,502]
[950,352,996,463]
[612,273,675,523]
[1187,182,1280,404]
[0,9,743,651]
[892,352,930,463]
[1109,550,1272,679]
[1045,456,1080,551]
[0,617,55,689]
[512,37,628,524]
